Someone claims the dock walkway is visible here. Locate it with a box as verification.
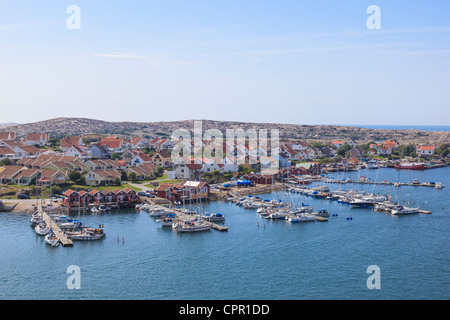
[145,199,228,231]
[38,203,73,247]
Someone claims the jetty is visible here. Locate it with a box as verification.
[38,203,73,247]
[143,199,229,232]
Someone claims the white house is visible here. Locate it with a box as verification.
[65,145,91,160]
[416,145,435,157]
[23,133,50,146]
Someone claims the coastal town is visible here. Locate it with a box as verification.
[0,129,448,213]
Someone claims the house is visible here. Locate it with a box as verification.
[89,143,110,159]
[416,145,436,157]
[84,170,121,186]
[171,162,203,180]
[89,189,105,203]
[38,169,68,186]
[295,162,320,175]
[150,137,173,150]
[156,181,210,202]
[0,147,16,161]
[65,145,91,160]
[78,190,94,206]
[384,140,400,150]
[99,136,124,154]
[126,166,152,181]
[0,132,16,141]
[60,136,84,151]
[12,168,40,185]
[241,173,274,185]
[63,189,80,206]
[23,133,50,146]
[377,146,392,155]
[332,141,344,148]
[0,166,23,184]
[151,151,172,168]
[130,151,153,166]
[129,137,148,149]
[348,140,358,147]
[289,141,308,151]
[221,156,239,172]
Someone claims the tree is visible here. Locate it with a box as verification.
[337,144,352,157]
[0,158,12,166]
[69,171,81,183]
[111,153,120,160]
[128,172,138,181]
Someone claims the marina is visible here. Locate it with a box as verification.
[0,166,449,300]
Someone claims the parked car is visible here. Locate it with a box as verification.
[18,194,30,199]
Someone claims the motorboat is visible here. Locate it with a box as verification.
[391,206,419,215]
[30,212,42,225]
[201,213,225,222]
[149,207,169,217]
[287,214,315,223]
[67,227,106,240]
[99,205,111,212]
[90,207,100,214]
[172,220,211,233]
[44,233,60,247]
[311,209,330,218]
[435,182,444,190]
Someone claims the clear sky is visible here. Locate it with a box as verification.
[0,0,449,125]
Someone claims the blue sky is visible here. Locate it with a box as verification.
[0,0,449,125]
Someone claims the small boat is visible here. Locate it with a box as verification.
[149,208,168,217]
[90,207,100,214]
[67,226,106,240]
[287,214,315,223]
[44,233,60,247]
[172,220,211,233]
[201,213,225,222]
[30,212,42,225]
[35,223,50,236]
[435,182,444,190]
[391,206,419,215]
[99,205,111,212]
[311,209,330,218]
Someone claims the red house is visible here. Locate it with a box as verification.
[103,190,117,203]
[89,189,105,203]
[63,189,80,206]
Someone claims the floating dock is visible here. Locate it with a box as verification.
[144,199,228,231]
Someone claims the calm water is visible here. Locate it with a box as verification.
[1,167,449,300]
[350,125,450,132]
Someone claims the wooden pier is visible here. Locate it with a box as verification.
[145,199,229,232]
[38,203,73,247]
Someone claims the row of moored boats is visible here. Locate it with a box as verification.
[31,212,105,246]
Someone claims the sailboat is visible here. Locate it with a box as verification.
[173,174,211,233]
[35,222,50,236]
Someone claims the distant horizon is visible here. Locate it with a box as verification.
[1,117,449,132]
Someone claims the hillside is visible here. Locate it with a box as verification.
[1,117,449,145]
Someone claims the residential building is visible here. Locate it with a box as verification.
[23,133,50,146]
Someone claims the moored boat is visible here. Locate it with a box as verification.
[172,220,211,233]
[44,232,60,247]
[395,162,425,170]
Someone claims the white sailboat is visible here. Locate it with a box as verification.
[35,222,50,236]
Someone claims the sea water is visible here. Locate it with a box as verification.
[0,167,449,300]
